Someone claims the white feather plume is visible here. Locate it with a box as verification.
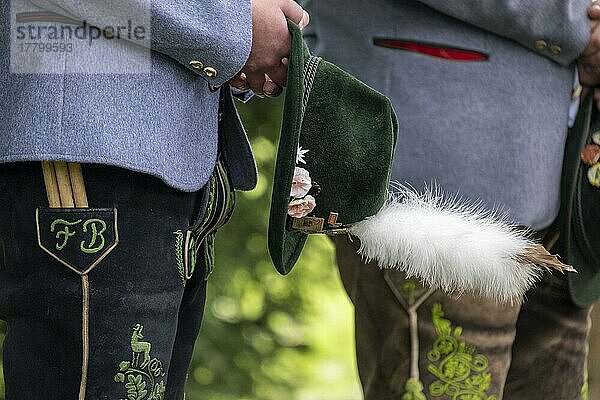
[349,184,571,303]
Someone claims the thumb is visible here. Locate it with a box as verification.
[591,2,600,19]
[280,0,309,29]
[298,10,310,30]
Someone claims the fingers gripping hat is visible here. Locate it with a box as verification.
[268,21,573,303]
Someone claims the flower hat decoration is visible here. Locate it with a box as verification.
[287,146,317,219]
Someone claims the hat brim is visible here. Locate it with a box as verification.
[268,21,310,275]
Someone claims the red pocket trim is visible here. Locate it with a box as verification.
[374,38,488,62]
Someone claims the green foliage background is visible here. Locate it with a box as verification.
[0,97,362,399]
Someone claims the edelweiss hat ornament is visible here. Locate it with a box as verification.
[268,21,573,303]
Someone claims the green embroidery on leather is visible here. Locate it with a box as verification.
[80,218,107,254]
[202,174,217,228]
[51,218,82,250]
[50,217,107,253]
[403,281,417,305]
[427,303,498,400]
[114,324,167,400]
[173,230,186,286]
[188,235,197,278]
[203,233,216,281]
[582,365,588,400]
[402,377,427,400]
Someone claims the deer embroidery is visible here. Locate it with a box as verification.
[115,323,166,399]
[131,323,151,368]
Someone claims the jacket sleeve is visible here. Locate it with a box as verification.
[414,0,590,65]
[27,0,252,87]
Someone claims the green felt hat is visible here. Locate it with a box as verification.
[268,21,398,275]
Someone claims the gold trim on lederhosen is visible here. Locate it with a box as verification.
[38,161,119,400]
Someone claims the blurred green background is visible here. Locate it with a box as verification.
[0,97,363,400]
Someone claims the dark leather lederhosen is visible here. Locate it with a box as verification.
[0,132,235,398]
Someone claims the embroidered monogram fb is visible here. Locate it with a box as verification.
[427,303,497,400]
[36,208,119,275]
[114,324,167,400]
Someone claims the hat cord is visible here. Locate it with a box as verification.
[301,56,322,117]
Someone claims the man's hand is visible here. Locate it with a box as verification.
[578,1,600,86]
[578,1,600,109]
[229,0,309,97]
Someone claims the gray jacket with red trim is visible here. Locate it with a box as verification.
[304,0,590,230]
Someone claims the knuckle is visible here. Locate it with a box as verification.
[263,55,283,71]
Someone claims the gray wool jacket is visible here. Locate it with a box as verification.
[304,0,590,230]
[0,0,257,192]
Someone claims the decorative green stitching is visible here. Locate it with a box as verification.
[202,174,217,227]
[203,233,215,281]
[582,364,588,400]
[402,377,427,400]
[188,235,197,278]
[173,230,186,286]
[125,374,148,400]
[50,218,82,250]
[115,324,166,400]
[427,303,498,400]
[80,218,107,254]
[403,281,417,305]
[50,217,108,253]
[131,324,152,368]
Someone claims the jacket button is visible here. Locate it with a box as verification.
[534,39,547,50]
[572,84,583,100]
[549,45,562,55]
[203,66,218,78]
[189,60,204,70]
